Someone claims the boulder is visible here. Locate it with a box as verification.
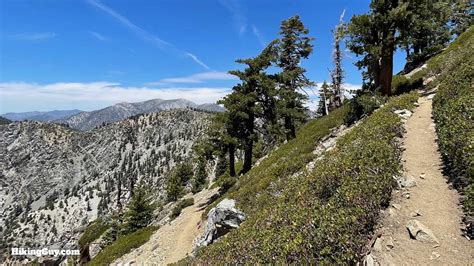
[394,109,412,120]
[394,175,417,188]
[194,199,246,249]
[406,220,439,244]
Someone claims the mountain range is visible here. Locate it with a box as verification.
[2,98,224,131]
[57,99,223,131]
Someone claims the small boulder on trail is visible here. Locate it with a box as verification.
[406,219,439,244]
[394,175,417,189]
[394,109,413,120]
[194,199,246,249]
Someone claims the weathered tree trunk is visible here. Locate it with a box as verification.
[228,144,236,177]
[240,139,253,175]
[380,31,395,96]
[285,115,296,141]
[117,174,122,210]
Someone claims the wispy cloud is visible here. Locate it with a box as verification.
[147,71,236,85]
[88,31,107,41]
[219,0,247,36]
[87,0,209,69]
[9,32,56,41]
[252,25,266,47]
[0,81,230,113]
[185,53,210,70]
[87,0,168,48]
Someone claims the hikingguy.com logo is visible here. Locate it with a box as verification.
[11,247,80,257]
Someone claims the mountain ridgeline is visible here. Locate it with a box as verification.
[57,99,224,131]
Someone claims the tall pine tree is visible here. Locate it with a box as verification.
[277,15,314,140]
[123,187,154,233]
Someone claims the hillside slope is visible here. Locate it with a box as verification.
[187,27,473,264]
[189,93,418,264]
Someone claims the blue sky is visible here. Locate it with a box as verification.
[0,0,406,113]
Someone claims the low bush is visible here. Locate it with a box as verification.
[170,198,195,220]
[88,226,159,266]
[192,93,418,264]
[78,219,109,248]
[391,74,423,95]
[432,26,474,237]
[344,94,385,125]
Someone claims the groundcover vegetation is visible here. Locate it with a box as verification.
[431,26,474,237]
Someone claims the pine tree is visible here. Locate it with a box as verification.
[449,0,474,36]
[123,187,154,233]
[346,0,402,96]
[174,162,194,184]
[223,41,277,175]
[277,15,314,140]
[166,170,184,202]
[192,157,207,193]
[399,0,452,67]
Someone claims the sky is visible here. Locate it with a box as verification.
[0,0,407,113]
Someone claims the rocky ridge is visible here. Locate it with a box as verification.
[0,109,212,262]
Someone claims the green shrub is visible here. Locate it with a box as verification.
[432,26,474,237]
[170,198,195,220]
[391,74,424,95]
[88,226,159,266]
[344,94,385,125]
[212,172,237,194]
[78,219,109,248]
[191,93,418,264]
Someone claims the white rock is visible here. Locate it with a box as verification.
[406,220,439,244]
[401,175,417,188]
[394,109,413,119]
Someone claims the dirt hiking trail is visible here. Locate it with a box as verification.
[369,96,473,265]
[114,187,219,265]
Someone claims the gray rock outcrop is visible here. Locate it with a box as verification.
[195,199,246,248]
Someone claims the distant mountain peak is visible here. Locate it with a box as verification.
[57,98,223,131]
